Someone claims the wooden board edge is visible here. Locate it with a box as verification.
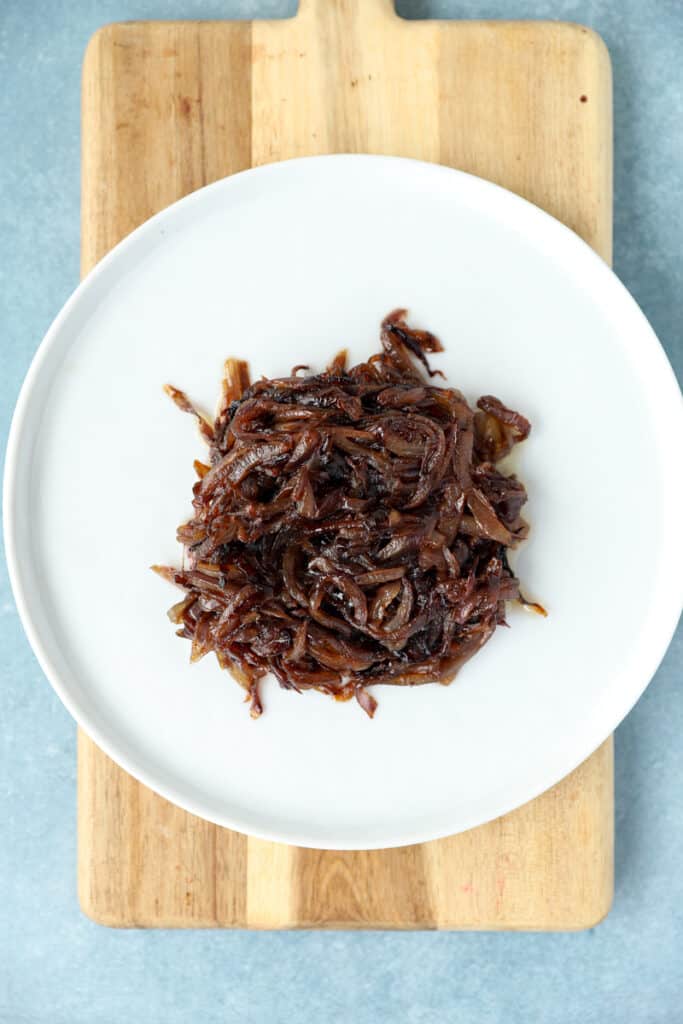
[77,732,124,928]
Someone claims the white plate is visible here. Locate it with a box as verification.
[5,156,683,849]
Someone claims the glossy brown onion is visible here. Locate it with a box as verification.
[154,310,537,718]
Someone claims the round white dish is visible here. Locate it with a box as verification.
[5,155,682,849]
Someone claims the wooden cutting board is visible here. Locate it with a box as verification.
[79,1,614,929]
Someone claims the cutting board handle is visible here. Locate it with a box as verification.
[297,0,398,23]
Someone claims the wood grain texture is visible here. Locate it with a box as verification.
[79,3,614,929]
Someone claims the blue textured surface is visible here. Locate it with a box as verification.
[1,1,681,1021]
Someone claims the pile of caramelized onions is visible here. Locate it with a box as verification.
[154,311,540,718]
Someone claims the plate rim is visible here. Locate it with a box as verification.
[4,154,683,849]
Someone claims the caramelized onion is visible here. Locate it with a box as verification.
[156,312,537,717]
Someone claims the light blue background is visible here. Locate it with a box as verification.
[1,1,681,1021]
